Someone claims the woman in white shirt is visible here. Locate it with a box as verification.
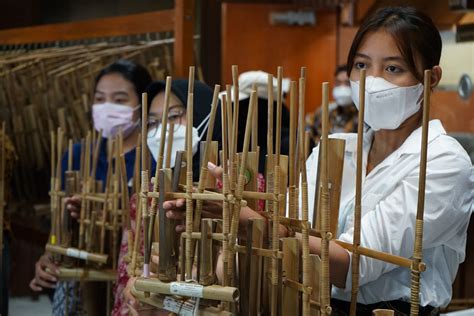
[140,6,473,316]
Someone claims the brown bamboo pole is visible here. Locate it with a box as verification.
[221,94,230,288]
[270,66,283,316]
[266,74,274,214]
[319,82,332,316]
[350,68,366,316]
[185,89,194,280]
[192,84,220,248]
[147,77,172,259]
[78,132,91,249]
[111,140,120,269]
[298,70,311,316]
[228,90,256,286]
[45,244,108,264]
[184,66,196,280]
[410,70,431,316]
[158,169,176,282]
[140,92,151,279]
[288,81,297,219]
[49,131,57,246]
[54,128,64,247]
[99,140,114,255]
[225,85,234,188]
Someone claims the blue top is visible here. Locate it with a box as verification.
[61,138,156,189]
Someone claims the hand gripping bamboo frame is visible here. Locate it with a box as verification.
[131,66,433,316]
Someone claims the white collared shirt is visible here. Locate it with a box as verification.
[305,120,473,307]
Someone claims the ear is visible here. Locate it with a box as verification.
[430,66,442,89]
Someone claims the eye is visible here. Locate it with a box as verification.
[114,98,129,105]
[386,65,403,73]
[94,96,105,104]
[355,62,367,70]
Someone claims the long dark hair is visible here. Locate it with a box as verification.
[95,59,152,106]
[347,7,442,82]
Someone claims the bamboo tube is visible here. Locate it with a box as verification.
[373,309,395,316]
[225,85,234,191]
[299,71,311,316]
[158,168,177,282]
[288,81,297,219]
[52,267,117,282]
[67,139,73,171]
[118,133,130,230]
[266,74,274,214]
[91,130,103,178]
[148,78,170,257]
[78,132,91,250]
[350,68,366,316]
[185,89,195,280]
[228,90,256,286]
[139,92,151,281]
[199,218,215,285]
[251,83,258,153]
[231,65,239,158]
[410,70,431,316]
[270,66,283,316]
[46,244,108,264]
[54,128,64,246]
[156,76,172,170]
[134,278,240,303]
[192,85,220,255]
[111,143,121,269]
[319,82,332,316]
[49,131,57,246]
[221,94,230,288]
[100,141,114,255]
[281,238,300,315]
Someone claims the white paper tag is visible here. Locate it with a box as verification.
[66,248,88,260]
[163,296,196,316]
[169,282,204,298]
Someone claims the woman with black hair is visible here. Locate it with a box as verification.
[30,59,154,315]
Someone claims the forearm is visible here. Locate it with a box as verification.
[295,233,350,289]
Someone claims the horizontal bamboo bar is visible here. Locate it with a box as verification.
[335,240,425,272]
[47,267,116,281]
[234,244,283,259]
[134,278,240,302]
[45,244,108,264]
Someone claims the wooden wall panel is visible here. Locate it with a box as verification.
[431,91,474,133]
[221,3,337,114]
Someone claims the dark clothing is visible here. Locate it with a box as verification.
[331,298,440,316]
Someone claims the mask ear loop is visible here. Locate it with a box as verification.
[196,112,211,139]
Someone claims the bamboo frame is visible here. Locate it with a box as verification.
[129,65,435,316]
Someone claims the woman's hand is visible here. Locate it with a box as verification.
[29,254,59,291]
[163,162,225,233]
[64,195,81,219]
[124,276,163,316]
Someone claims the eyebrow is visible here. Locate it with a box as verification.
[94,90,130,97]
[355,53,405,62]
[149,105,185,118]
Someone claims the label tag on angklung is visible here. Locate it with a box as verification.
[169,282,204,298]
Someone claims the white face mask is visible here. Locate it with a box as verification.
[147,113,210,168]
[350,76,423,131]
[332,85,353,106]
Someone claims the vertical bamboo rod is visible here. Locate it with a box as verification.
[185,89,194,280]
[299,71,311,316]
[50,132,57,246]
[266,74,275,216]
[410,70,431,316]
[231,65,239,157]
[140,92,151,280]
[221,94,230,288]
[288,81,297,219]
[156,76,173,170]
[78,132,91,250]
[271,66,283,316]
[320,82,332,316]
[67,139,73,171]
[350,69,366,316]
